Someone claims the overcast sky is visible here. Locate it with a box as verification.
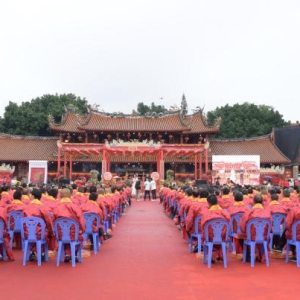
[1,0,299,123]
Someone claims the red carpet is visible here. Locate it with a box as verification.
[2,201,300,300]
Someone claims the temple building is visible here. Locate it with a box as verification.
[48,108,221,182]
[0,106,291,184]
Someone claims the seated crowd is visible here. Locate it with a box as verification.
[160,183,300,264]
[0,183,132,263]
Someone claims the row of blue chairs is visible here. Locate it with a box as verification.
[166,198,300,268]
[1,211,103,267]
[187,213,300,268]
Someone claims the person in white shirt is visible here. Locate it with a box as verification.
[143,178,151,201]
[131,174,138,198]
[150,178,157,200]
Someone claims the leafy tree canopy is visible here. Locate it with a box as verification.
[2,93,89,136]
[206,102,290,138]
[137,102,168,115]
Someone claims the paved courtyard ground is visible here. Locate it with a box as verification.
[1,201,300,300]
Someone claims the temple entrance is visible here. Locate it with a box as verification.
[57,141,209,182]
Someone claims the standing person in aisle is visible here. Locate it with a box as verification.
[134,177,141,201]
[131,174,138,200]
[144,178,151,201]
[150,178,157,201]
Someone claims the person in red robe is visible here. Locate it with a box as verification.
[21,188,31,205]
[268,194,288,215]
[280,188,296,212]
[81,192,105,249]
[53,188,86,262]
[41,188,59,250]
[7,190,26,249]
[228,191,250,255]
[290,187,299,206]
[243,187,254,207]
[178,188,194,240]
[0,206,14,261]
[272,203,300,261]
[201,194,230,261]
[266,193,287,251]
[23,188,54,260]
[41,188,59,213]
[218,186,233,209]
[0,185,13,207]
[72,186,88,206]
[240,194,271,262]
[7,190,26,213]
[186,189,209,235]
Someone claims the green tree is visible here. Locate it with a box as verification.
[207,102,290,138]
[2,93,89,136]
[137,102,168,115]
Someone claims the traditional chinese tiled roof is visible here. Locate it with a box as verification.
[209,135,290,164]
[49,113,85,133]
[0,133,58,161]
[0,132,290,165]
[185,113,220,134]
[49,111,220,134]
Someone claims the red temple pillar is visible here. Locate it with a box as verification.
[156,151,160,175]
[63,151,67,178]
[57,147,61,175]
[69,154,73,181]
[199,152,203,179]
[158,150,164,180]
[205,148,209,174]
[102,149,107,176]
[107,158,111,173]
[194,154,197,180]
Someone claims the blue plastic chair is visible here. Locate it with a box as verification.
[285,219,300,267]
[7,210,23,249]
[21,217,49,266]
[54,218,83,267]
[189,216,202,254]
[104,208,110,233]
[203,218,230,268]
[242,218,271,267]
[0,219,7,260]
[112,203,120,223]
[270,213,286,250]
[83,213,100,255]
[229,212,244,252]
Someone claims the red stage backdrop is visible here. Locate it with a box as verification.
[30,168,46,184]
